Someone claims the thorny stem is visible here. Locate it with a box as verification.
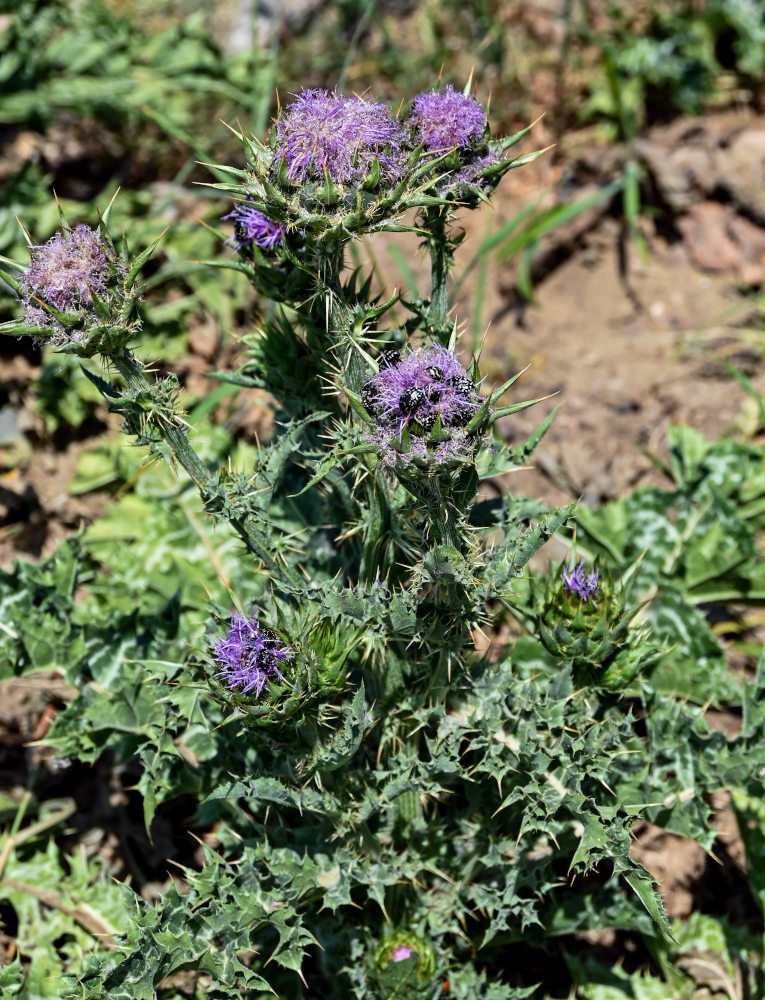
[314,244,370,391]
[111,351,208,485]
[424,205,451,344]
[110,349,301,591]
[421,475,463,549]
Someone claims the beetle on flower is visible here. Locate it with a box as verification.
[213,614,294,697]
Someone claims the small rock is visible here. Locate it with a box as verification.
[0,407,22,446]
[723,128,765,224]
[677,201,765,281]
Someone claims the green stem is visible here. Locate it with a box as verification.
[110,350,301,591]
[315,243,366,384]
[422,475,462,549]
[111,351,208,485]
[425,206,451,343]
[360,470,395,584]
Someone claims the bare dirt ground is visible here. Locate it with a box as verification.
[461,109,765,510]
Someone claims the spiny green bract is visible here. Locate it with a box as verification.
[210,87,537,256]
[1,201,156,357]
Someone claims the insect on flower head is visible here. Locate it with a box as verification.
[213,614,294,698]
[222,202,285,252]
[362,343,486,468]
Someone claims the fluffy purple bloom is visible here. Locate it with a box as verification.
[391,945,412,962]
[213,614,294,697]
[562,562,600,607]
[362,345,484,467]
[365,344,481,435]
[275,89,404,185]
[21,224,114,330]
[411,84,487,151]
[222,203,285,252]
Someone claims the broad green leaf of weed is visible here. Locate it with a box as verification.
[1,839,129,1000]
[642,591,741,706]
[0,536,82,679]
[567,954,682,1000]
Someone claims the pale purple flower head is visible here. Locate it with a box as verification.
[222,203,285,252]
[20,224,114,330]
[362,345,483,467]
[411,84,487,151]
[447,149,502,193]
[391,945,412,962]
[213,614,294,698]
[562,562,600,607]
[275,89,404,185]
[364,344,481,434]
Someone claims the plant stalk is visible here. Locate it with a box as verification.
[110,349,301,591]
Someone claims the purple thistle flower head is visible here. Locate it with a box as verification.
[411,84,487,151]
[20,224,115,332]
[222,202,285,252]
[391,945,412,962]
[213,614,294,698]
[446,148,501,194]
[366,344,481,435]
[562,561,600,607]
[362,344,484,467]
[275,89,404,186]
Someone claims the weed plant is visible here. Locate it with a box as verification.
[1,77,765,1000]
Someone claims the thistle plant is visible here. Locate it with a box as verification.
[2,81,763,1000]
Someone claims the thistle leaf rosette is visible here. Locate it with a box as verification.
[523,558,659,689]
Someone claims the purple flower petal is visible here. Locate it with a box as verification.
[222,203,285,252]
[213,614,294,697]
[561,561,600,607]
[363,344,483,467]
[20,225,114,330]
[411,84,487,151]
[275,89,404,185]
